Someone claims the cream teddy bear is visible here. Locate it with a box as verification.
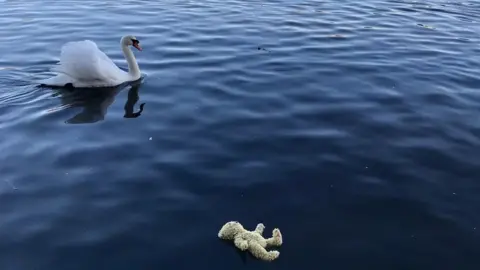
[218,221,283,261]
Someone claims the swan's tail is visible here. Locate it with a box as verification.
[37,73,73,87]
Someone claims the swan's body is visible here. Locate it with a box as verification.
[39,35,142,88]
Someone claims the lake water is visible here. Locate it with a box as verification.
[1,0,480,269]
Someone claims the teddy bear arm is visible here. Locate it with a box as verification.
[254,223,265,235]
[248,242,280,261]
[266,228,283,247]
[234,236,249,251]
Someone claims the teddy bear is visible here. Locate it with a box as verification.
[218,221,283,261]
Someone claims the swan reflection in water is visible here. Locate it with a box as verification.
[50,81,145,124]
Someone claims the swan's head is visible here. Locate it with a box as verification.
[121,35,142,51]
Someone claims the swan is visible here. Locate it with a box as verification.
[39,35,142,88]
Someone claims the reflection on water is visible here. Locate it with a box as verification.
[124,83,145,119]
[48,80,145,124]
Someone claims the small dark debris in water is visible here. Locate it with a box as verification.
[257,47,269,52]
[4,180,17,190]
[417,23,434,29]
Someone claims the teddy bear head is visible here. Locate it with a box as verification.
[218,221,244,240]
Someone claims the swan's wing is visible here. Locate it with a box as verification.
[52,40,125,82]
[85,41,124,77]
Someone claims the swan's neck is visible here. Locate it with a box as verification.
[122,44,140,79]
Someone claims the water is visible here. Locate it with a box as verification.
[1,0,480,268]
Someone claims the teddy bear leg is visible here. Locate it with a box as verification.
[234,237,249,251]
[254,223,265,235]
[266,228,283,246]
[248,242,280,261]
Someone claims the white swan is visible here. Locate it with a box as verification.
[39,35,142,88]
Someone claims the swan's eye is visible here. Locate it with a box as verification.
[130,39,142,51]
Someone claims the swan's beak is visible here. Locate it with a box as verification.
[133,43,142,51]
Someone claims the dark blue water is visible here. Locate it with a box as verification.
[1,0,480,269]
